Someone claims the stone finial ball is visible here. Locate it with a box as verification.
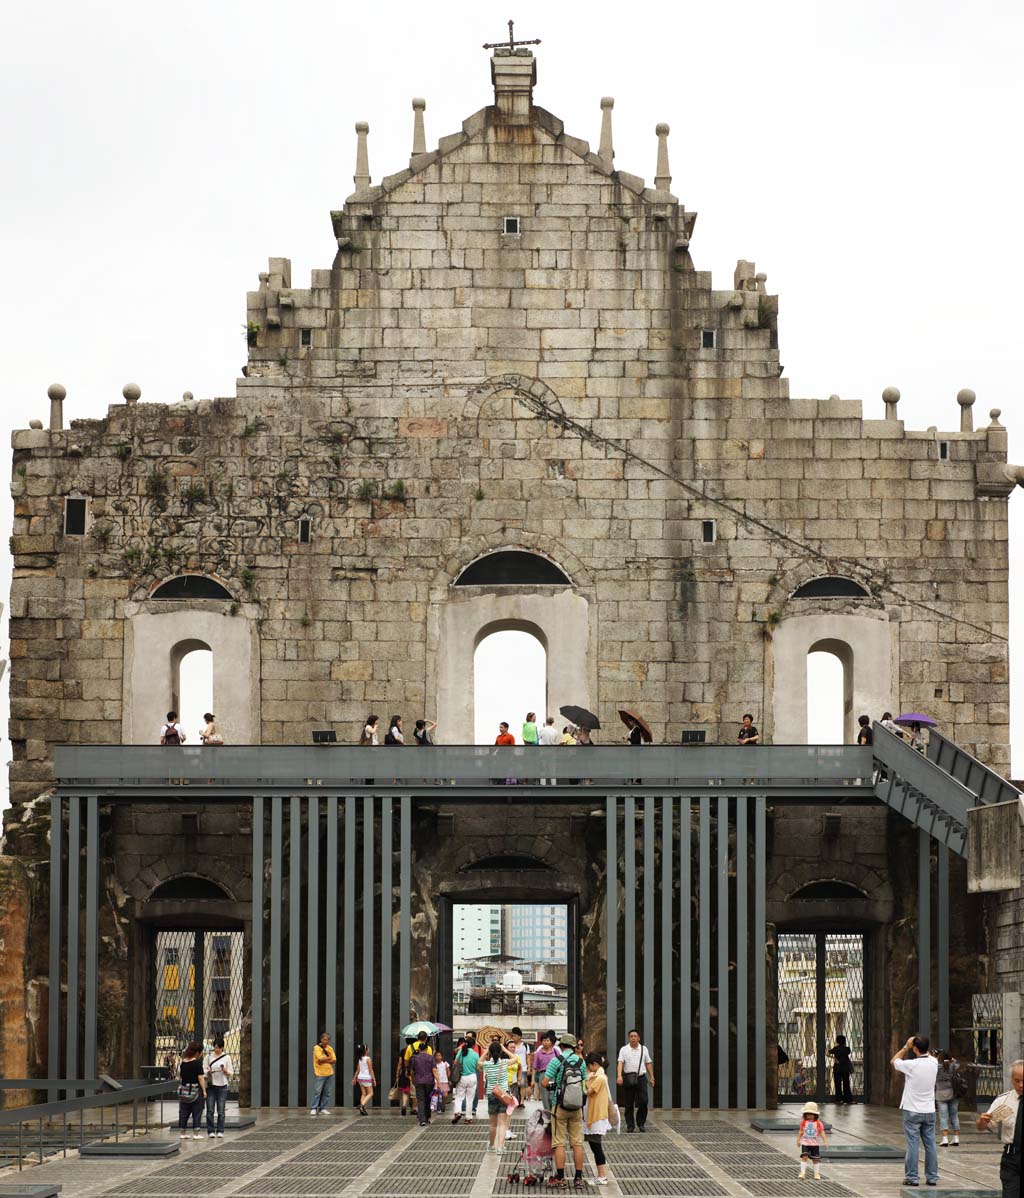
[355,121,369,134]
[956,388,976,406]
[755,271,767,283]
[29,419,43,429]
[656,122,669,136]
[601,97,615,109]
[882,386,900,403]
[123,383,141,403]
[47,383,66,402]
[990,408,1002,421]
[829,394,840,401]
[412,97,426,110]
[183,391,194,401]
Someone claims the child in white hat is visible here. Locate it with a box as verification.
[797,1102,829,1180]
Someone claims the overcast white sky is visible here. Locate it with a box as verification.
[2,0,1022,791]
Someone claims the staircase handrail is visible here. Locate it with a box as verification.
[925,727,1021,807]
[872,722,978,831]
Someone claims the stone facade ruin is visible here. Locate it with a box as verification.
[3,45,1023,1103]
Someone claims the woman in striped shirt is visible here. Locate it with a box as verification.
[478,1039,517,1153]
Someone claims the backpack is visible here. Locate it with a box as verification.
[951,1066,968,1100]
[162,724,182,746]
[450,1054,463,1086]
[556,1055,585,1112]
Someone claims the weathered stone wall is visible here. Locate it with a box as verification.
[3,48,1017,1091]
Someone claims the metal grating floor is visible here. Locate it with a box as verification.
[364,1179,477,1196]
[613,1164,715,1178]
[617,1182,728,1197]
[738,1183,855,1197]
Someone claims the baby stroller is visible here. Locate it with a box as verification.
[507,1102,554,1188]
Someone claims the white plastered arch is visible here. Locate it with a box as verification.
[122,601,261,745]
[770,610,897,744]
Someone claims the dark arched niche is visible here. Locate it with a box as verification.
[789,880,869,901]
[792,576,869,599]
[455,551,572,587]
[152,575,233,600]
[459,853,553,873]
[150,876,233,902]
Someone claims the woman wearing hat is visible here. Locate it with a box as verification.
[797,1101,829,1180]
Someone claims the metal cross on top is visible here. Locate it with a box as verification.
[483,19,541,52]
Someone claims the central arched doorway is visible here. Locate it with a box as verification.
[473,624,547,744]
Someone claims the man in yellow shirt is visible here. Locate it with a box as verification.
[311,1032,336,1115]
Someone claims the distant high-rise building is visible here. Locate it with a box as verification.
[504,904,567,962]
[454,904,503,961]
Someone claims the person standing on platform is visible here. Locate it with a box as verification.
[892,1033,939,1187]
[737,713,760,746]
[616,1030,654,1132]
[976,1059,1022,1198]
[311,1032,336,1116]
[543,1032,587,1188]
[177,1042,206,1139]
[204,1035,233,1137]
[934,1051,962,1146]
[828,1034,854,1105]
[522,712,539,746]
[451,1034,479,1123]
[531,1030,561,1111]
[796,1101,829,1180]
[495,722,516,746]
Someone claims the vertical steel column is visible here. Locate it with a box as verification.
[937,843,949,1050]
[288,797,301,1108]
[362,795,374,1068]
[623,795,636,1037]
[679,797,692,1109]
[380,797,392,1105]
[251,796,264,1108]
[754,796,766,1109]
[84,796,99,1079]
[918,829,931,1034]
[660,796,673,1110]
[815,931,827,1102]
[66,798,80,1081]
[698,796,711,1108]
[717,794,730,1109]
[306,797,320,1107]
[605,796,617,1101]
[399,797,411,1032]
[735,797,748,1108]
[268,795,283,1106]
[194,933,205,1065]
[343,796,357,1093]
[48,796,62,1086]
[325,798,339,1045]
[643,795,655,1076]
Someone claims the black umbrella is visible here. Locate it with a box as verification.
[559,704,601,731]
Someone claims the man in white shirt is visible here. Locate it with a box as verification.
[538,717,561,785]
[616,1029,655,1132]
[204,1036,234,1138]
[892,1034,939,1186]
[976,1059,1022,1198]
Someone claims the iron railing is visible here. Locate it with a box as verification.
[0,1079,178,1170]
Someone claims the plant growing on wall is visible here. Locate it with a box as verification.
[115,444,132,462]
[386,480,407,501]
[91,523,114,548]
[145,470,169,512]
[357,480,377,500]
[181,481,208,510]
[240,567,256,593]
[244,321,260,346]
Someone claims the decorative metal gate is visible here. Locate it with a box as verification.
[152,929,245,1099]
[777,932,865,1103]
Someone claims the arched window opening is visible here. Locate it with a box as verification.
[789,880,869,901]
[806,639,852,744]
[171,639,213,743]
[459,853,553,873]
[793,576,869,599]
[152,575,233,600]
[456,551,571,587]
[150,876,232,902]
[473,627,546,745]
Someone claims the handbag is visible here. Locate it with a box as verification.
[177,1082,199,1100]
[387,1085,399,1103]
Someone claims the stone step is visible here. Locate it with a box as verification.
[79,1139,180,1158]
[821,1146,904,1160]
[164,1116,256,1130]
[895,1191,999,1197]
[0,1187,63,1198]
[750,1117,834,1132]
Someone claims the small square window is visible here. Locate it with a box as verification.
[298,517,312,545]
[701,519,716,544]
[502,216,521,236]
[64,496,87,536]
[300,329,311,347]
[938,441,949,460]
[701,329,716,349]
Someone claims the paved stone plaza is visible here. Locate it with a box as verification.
[5,1107,1003,1198]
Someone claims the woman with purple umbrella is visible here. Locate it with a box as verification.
[894,712,937,753]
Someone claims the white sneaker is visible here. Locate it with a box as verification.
[310,1109,318,1116]
[180,1133,189,1139]
[505,1129,515,1139]
[216,1131,224,1138]
[193,1132,203,1139]
[319,1108,331,1115]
